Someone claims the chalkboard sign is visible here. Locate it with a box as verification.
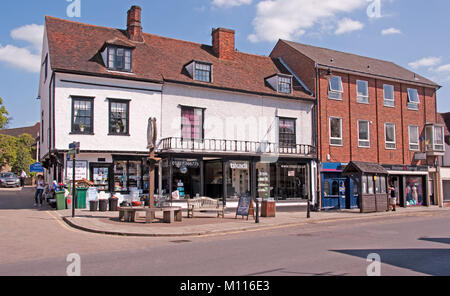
[236,195,252,220]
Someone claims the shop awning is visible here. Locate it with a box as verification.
[342,161,388,176]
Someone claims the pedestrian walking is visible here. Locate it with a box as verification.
[388,182,397,212]
[34,175,45,208]
[20,170,27,188]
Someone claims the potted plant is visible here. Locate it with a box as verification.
[115,123,121,134]
[79,124,86,132]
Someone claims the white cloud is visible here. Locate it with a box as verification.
[11,24,44,51]
[0,44,41,73]
[436,64,450,72]
[381,27,401,35]
[0,24,43,73]
[408,57,442,69]
[212,0,252,7]
[248,0,367,43]
[334,18,364,35]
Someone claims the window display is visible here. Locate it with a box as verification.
[405,176,424,206]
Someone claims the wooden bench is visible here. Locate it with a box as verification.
[119,207,182,224]
[187,197,225,218]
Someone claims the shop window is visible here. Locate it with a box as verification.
[330,117,343,146]
[405,176,424,206]
[356,80,369,104]
[362,176,368,194]
[279,117,296,148]
[383,84,395,107]
[358,120,370,148]
[71,97,93,134]
[367,175,374,194]
[331,181,339,196]
[328,76,343,100]
[181,107,204,141]
[323,181,330,197]
[109,99,129,135]
[379,176,386,194]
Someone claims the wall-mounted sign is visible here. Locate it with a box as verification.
[414,153,427,161]
[230,161,248,170]
[30,162,44,173]
[172,160,199,168]
[66,160,88,181]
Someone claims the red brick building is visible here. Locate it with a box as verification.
[271,40,445,210]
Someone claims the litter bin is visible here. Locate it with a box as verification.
[89,200,99,212]
[76,188,88,209]
[98,199,108,212]
[109,198,119,211]
[55,191,66,211]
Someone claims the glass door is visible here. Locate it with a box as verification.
[90,164,112,192]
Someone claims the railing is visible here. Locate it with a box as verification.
[157,137,316,156]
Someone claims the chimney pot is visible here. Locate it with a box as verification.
[212,28,235,60]
[127,6,143,42]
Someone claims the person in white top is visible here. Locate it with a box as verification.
[20,170,27,188]
[34,175,45,207]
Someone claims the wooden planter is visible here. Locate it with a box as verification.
[261,200,276,217]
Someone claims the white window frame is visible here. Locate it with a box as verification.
[407,88,420,110]
[278,75,293,94]
[193,61,213,83]
[409,125,420,151]
[328,76,343,100]
[383,84,395,107]
[385,123,396,150]
[356,80,369,104]
[330,117,343,146]
[426,125,445,152]
[358,120,370,148]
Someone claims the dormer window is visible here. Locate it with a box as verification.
[278,76,292,94]
[185,61,212,83]
[107,47,132,72]
[266,74,293,94]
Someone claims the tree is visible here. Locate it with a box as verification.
[0,97,10,129]
[0,133,36,173]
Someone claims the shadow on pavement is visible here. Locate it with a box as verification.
[331,248,450,276]
[418,237,450,245]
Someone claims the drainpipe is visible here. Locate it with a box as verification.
[315,63,322,211]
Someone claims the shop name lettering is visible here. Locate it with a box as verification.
[180,281,215,294]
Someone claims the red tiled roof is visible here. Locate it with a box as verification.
[45,16,313,100]
[0,123,40,140]
[279,40,440,88]
[438,113,450,136]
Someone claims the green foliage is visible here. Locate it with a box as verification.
[0,97,10,129]
[0,133,36,174]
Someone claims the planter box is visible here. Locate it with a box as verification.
[261,200,276,217]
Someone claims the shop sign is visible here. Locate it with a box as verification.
[382,164,428,172]
[66,160,88,181]
[172,160,199,169]
[414,153,427,161]
[230,161,248,170]
[288,171,295,177]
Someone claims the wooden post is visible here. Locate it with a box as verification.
[149,149,155,209]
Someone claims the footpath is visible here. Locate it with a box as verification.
[58,205,450,237]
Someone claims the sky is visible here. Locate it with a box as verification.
[0,0,449,128]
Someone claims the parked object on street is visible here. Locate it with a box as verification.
[98,199,108,212]
[75,188,88,209]
[261,199,276,217]
[109,197,119,211]
[55,191,66,211]
[0,172,21,188]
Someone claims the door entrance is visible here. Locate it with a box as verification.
[322,175,346,210]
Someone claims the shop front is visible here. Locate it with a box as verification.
[320,162,359,210]
[63,153,153,194]
[383,165,429,208]
[157,154,314,203]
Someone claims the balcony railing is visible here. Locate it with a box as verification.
[157,137,316,157]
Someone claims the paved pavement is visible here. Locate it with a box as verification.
[60,201,450,237]
[1,187,450,276]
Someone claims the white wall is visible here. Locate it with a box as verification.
[38,28,51,160]
[54,73,162,152]
[161,83,314,146]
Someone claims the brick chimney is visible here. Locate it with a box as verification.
[212,28,235,60]
[127,6,143,42]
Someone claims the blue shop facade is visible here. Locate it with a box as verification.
[320,162,359,210]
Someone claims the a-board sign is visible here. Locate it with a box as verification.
[236,195,252,219]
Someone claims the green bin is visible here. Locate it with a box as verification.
[55,191,66,211]
[76,188,88,209]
